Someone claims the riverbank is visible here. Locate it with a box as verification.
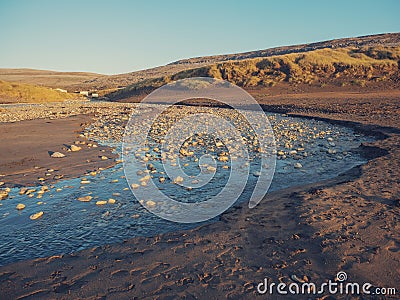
[0,115,119,187]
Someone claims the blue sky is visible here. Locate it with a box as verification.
[0,0,399,74]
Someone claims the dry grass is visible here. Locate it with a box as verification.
[0,80,76,103]
[294,47,396,66]
[109,46,400,100]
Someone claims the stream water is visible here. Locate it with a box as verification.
[0,111,374,266]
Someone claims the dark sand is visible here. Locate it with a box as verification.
[0,88,399,299]
[0,115,118,187]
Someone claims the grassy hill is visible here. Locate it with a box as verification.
[107,46,400,101]
[1,33,398,92]
[169,33,400,65]
[0,69,102,91]
[0,80,76,104]
[82,33,400,90]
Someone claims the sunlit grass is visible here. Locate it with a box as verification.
[0,80,75,103]
[109,46,400,99]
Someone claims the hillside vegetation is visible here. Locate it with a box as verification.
[0,80,76,104]
[108,46,400,101]
[2,33,397,91]
[85,33,400,90]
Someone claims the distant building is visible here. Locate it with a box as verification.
[80,91,89,96]
[91,93,99,98]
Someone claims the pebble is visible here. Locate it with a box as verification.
[327,149,337,154]
[139,175,151,182]
[218,156,229,162]
[96,200,107,205]
[131,183,140,189]
[179,148,194,156]
[294,163,303,169]
[77,195,92,202]
[30,211,44,220]
[146,200,156,208]
[26,189,36,195]
[0,190,8,200]
[19,188,28,195]
[174,176,184,184]
[70,145,82,152]
[108,199,116,204]
[51,152,66,158]
[16,203,26,210]
[101,156,108,160]
[207,166,217,172]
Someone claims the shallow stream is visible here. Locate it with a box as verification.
[0,108,374,266]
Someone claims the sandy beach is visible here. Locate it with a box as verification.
[0,88,398,299]
[0,115,118,188]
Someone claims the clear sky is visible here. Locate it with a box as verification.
[0,0,399,74]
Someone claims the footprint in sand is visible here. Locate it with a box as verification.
[385,239,400,253]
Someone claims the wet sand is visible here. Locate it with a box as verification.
[0,90,399,299]
[0,115,118,187]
